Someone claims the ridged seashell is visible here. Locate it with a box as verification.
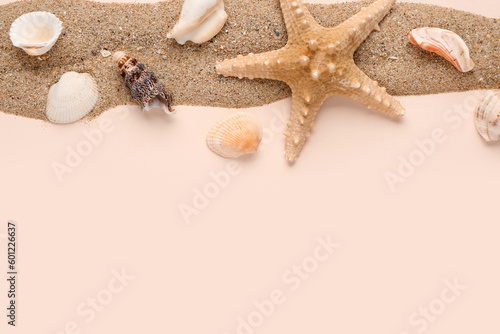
[46,72,99,124]
[207,112,263,158]
[9,12,62,56]
[113,51,175,115]
[167,0,228,45]
[475,90,500,141]
[409,27,474,72]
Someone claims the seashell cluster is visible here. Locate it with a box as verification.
[9,11,63,56]
[46,72,99,124]
[207,112,263,158]
[113,51,175,114]
[475,90,500,141]
[409,27,474,72]
[167,0,228,45]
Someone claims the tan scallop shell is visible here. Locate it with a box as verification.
[46,72,99,124]
[207,112,263,158]
[475,90,500,141]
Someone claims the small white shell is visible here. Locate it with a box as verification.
[167,0,228,45]
[100,50,111,58]
[409,27,474,72]
[46,72,99,124]
[475,90,500,141]
[207,112,263,158]
[9,11,63,56]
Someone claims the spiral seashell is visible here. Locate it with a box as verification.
[9,11,62,56]
[167,0,228,45]
[207,112,263,158]
[46,72,99,124]
[475,90,500,141]
[409,27,474,72]
[113,51,175,114]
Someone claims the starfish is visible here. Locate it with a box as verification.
[216,0,405,162]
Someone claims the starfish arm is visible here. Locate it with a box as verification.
[279,0,322,44]
[284,84,328,162]
[333,0,396,54]
[336,64,405,117]
[216,49,290,81]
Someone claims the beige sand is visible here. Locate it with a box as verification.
[0,0,498,121]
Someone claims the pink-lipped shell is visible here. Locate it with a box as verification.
[409,27,474,72]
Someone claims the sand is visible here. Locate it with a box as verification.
[0,0,499,121]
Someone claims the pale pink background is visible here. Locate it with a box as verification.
[1,0,499,334]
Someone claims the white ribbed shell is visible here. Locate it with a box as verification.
[475,90,500,141]
[46,72,99,124]
[207,112,263,158]
[9,11,63,56]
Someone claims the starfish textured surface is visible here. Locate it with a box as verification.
[216,0,405,162]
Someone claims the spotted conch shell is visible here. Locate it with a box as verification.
[113,51,175,114]
[475,90,500,141]
[409,27,474,72]
[167,0,228,45]
[207,112,263,158]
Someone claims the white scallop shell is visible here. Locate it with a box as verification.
[167,0,228,45]
[475,90,500,141]
[46,72,99,124]
[207,112,263,158]
[409,27,474,72]
[9,11,63,56]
